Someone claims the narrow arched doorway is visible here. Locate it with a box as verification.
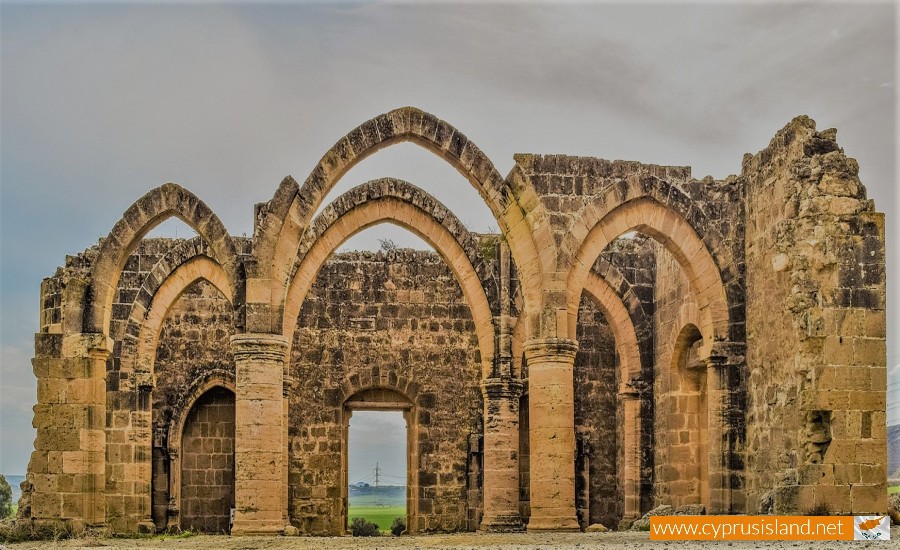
[179,386,236,533]
[671,324,709,509]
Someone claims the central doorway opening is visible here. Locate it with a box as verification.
[343,389,414,535]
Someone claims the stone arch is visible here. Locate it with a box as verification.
[671,302,702,354]
[86,183,238,335]
[587,255,657,516]
[166,371,236,532]
[667,322,709,510]
[280,178,496,378]
[582,272,641,383]
[256,107,552,331]
[131,256,233,380]
[118,239,233,379]
[591,257,654,360]
[564,181,731,359]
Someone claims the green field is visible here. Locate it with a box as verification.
[347,505,406,532]
[889,485,900,494]
[347,486,405,532]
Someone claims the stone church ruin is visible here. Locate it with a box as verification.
[18,108,888,535]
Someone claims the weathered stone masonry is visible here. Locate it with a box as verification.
[17,108,887,535]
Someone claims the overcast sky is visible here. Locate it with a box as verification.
[0,1,896,475]
[348,411,407,487]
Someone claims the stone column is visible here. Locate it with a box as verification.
[618,384,642,524]
[523,338,580,531]
[230,333,288,535]
[705,343,743,514]
[479,377,524,531]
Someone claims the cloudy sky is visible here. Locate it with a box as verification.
[0,1,896,475]
[348,411,407,487]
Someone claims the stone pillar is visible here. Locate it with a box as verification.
[30,332,110,531]
[574,434,590,527]
[480,378,524,531]
[619,385,642,524]
[705,344,743,514]
[230,333,288,535]
[523,338,580,531]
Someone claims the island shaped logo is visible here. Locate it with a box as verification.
[854,516,890,540]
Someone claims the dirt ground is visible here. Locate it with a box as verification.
[4,526,897,550]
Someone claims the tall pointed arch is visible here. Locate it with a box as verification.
[256,107,552,332]
[563,176,732,358]
[280,178,496,378]
[86,183,238,335]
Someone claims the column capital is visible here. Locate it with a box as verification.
[63,332,113,359]
[706,340,746,364]
[230,333,288,360]
[481,377,525,400]
[618,376,649,398]
[523,337,578,361]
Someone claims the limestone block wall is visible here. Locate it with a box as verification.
[514,155,693,250]
[743,117,887,515]
[27,332,108,530]
[287,249,485,534]
[152,279,235,417]
[178,387,235,533]
[572,295,618,528]
[652,243,705,507]
[150,279,235,530]
[101,238,242,532]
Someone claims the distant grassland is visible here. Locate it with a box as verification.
[889,485,900,494]
[348,491,405,532]
[347,505,405,532]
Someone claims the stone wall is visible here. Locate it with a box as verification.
[287,249,485,534]
[743,117,887,514]
[514,154,693,251]
[178,387,235,533]
[150,279,235,530]
[573,295,618,528]
[652,243,705,508]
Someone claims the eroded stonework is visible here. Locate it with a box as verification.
[18,108,887,536]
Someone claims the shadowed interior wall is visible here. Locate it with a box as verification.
[573,295,618,528]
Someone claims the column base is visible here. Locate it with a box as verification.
[479,514,524,532]
[137,519,156,534]
[526,515,581,532]
[618,516,639,531]
[230,519,284,536]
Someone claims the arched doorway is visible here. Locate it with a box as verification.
[671,324,708,509]
[179,386,236,533]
